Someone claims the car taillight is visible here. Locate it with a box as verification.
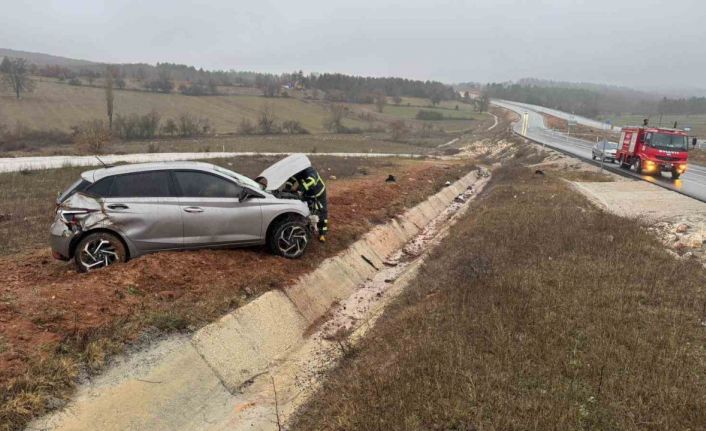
[58,208,96,224]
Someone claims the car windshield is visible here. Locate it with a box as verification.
[214,166,265,191]
[597,141,618,149]
[648,133,687,151]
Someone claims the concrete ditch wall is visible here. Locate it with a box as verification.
[30,168,480,430]
[191,170,478,391]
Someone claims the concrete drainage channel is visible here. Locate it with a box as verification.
[29,167,490,431]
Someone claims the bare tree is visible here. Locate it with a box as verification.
[257,104,277,134]
[0,57,35,99]
[323,104,346,132]
[161,118,178,136]
[73,120,111,153]
[476,93,490,113]
[430,92,442,106]
[389,120,409,141]
[373,91,387,113]
[237,117,256,135]
[105,67,115,129]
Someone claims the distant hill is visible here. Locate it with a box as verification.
[0,48,99,68]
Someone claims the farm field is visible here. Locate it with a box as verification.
[0,79,365,134]
[0,127,457,157]
[115,133,446,155]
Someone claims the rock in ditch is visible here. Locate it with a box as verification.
[678,233,704,249]
[676,223,689,233]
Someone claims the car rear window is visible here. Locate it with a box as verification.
[174,171,241,198]
[85,177,114,197]
[110,171,173,197]
[58,179,90,203]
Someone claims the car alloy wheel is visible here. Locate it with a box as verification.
[78,238,120,270]
[277,225,309,258]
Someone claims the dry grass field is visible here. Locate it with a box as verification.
[292,162,706,431]
[0,79,365,134]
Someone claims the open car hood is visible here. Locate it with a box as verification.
[256,154,311,191]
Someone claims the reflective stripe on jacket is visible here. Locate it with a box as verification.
[287,166,326,198]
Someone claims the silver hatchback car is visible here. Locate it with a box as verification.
[51,156,313,272]
[591,140,619,162]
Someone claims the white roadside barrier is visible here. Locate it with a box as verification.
[0,151,423,173]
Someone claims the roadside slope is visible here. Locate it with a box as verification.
[291,164,706,430]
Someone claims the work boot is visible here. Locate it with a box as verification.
[318,235,326,243]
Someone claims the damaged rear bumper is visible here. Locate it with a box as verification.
[50,219,78,260]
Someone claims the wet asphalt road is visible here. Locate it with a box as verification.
[494,99,706,203]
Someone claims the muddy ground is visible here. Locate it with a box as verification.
[0,157,474,428]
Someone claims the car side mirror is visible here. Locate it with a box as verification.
[239,188,262,202]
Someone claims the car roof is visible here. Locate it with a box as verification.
[81,161,219,182]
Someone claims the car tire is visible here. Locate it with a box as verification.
[592,154,596,160]
[267,216,310,259]
[672,170,681,180]
[74,231,126,272]
[632,158,642,174]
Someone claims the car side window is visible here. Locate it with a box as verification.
[174,171,242,198]
[85,177,114,197]
[110,171,173,197]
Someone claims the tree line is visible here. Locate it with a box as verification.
[482,81,706,118]
[656,97,706,116]
[2,54,456,104]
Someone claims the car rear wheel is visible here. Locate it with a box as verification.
[267,217,310,259]
[617,156,629,169]
[74,232,126,272]
[632,158,642,174]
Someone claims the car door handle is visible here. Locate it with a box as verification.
[107,203,129,210]
[184,206,204,213]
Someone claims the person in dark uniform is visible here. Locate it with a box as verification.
[285,166,328,242]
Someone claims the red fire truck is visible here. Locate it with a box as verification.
[616,126,689,179]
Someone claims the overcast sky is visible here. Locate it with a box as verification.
[1,0,704,89]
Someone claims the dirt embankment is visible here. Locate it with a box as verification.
[0,158,472,430]
[543,113,620,142]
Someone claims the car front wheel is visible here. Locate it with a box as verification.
[267,217,310,259]
[74,232,126,272]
